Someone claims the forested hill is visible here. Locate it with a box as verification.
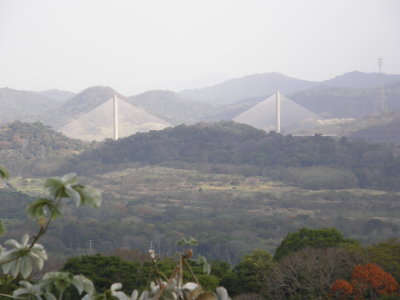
[0,121,90,175]
[349,120,400,144]
[73,121,267,165]
[69,122,400,190]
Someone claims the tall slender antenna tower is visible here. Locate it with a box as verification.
[378,58,388,112]
[113,95,119,140]
[276,91,281,133]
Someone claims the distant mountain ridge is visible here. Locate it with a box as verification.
[41,86,129,129]
[2,71,400,135]
[292,110,400,139]
[349,120,400,144]
[179,72,318,105]
[290,81,400,119]
[0,87,66,124]
[128,90,214,125]
[179,71,400,106]
[321,71,400,88]
[34,89,76,101]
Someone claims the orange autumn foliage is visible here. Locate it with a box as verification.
[331,279,353,297]
[351,263,399,297]
[331,263,399,299]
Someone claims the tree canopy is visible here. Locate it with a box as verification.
[274,227,358,260]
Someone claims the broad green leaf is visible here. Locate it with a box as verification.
[131,290,138,300]
[43,292,58,300]
[42,272,72,292]
[72,274,95,295]
[80,185,102,207]
[215,287,230,300]
[45,178,68,199]
[13,281,44,299]
[45,174,78,199]
[26,198,61,220]
[65,185,81,206]
[0,234,47,278]
[0,165,9,179]
[20,255,33,279]
[195,255,211,275]
[139,291,148,300]
[11,255,21,277]
[202,263,211,275]
[73,185,102,207]
[45,174,102,208]
[60,173,78,185]
[197,255,207,263]
[30,251,45,270]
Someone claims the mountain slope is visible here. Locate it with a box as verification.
[63,121,400,191]
[179,73,318,105]
[59,98,171,141]
[0,88,65,124]
[42,86,128,128]
[0,121,89,175]
[322,71,400,88]
[35,89,76,101]
[349,119,400,144]
[128,90,214,125]
[290,82,400,119]
[291,109,400,137]
[205,80,400,122]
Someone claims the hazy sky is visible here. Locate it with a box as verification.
[0,0,399,95]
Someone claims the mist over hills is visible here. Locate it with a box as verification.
[179,72,318,105]
[178,71,400,107]
[128,90,214,125]
[322,71,400,88]
[349,120,400,144]
[290,82,400,119]
[208,79,400,123]
[1,71,400,140]
[34,89,76,101]
[0,87,66,123]
[41,86,128,129]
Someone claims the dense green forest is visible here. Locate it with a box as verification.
[0,121,399,263]
[1,121,400,299]
[65,121,400,190]
[0,121,90,175]
[349,119,400,144]
[54,228,400,299]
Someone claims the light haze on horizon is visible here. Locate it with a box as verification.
[0,0,399,96]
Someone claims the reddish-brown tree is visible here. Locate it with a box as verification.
[351,263,399,299]
[331,263,399,299]
[331,279,353,299]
